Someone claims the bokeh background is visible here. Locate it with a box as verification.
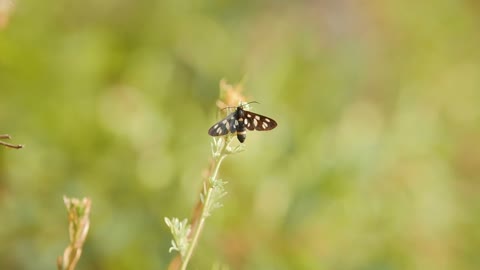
[1,1,480,269]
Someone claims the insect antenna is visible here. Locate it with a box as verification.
[217,101,261,120]
[221,101,260,111]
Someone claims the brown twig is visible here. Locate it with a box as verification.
[0,134,23,149]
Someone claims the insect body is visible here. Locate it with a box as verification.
[208,105,277,143]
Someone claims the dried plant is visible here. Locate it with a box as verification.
[57,197,92,270]
[0,0,15,29]
[0,134,23,149]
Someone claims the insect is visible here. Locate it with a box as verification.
[208,102,278,143]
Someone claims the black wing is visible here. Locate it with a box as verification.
[208,112,238,136]
[244,111,277,131]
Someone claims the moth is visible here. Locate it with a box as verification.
[208,103,278,143]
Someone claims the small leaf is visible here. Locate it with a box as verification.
[164,217,172,227]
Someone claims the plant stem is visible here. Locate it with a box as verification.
[0,134,23,149]
[180,154,226,270]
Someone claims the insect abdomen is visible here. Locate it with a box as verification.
[236,107,247,143]
[236,130,246,143]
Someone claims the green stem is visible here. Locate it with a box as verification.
[180,153,227,270]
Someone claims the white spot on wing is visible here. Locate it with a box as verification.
[255,115,260,120]
[262,122,268,129]
[253,119,258,126]
[216,127,222,134]
[265,118,271,123]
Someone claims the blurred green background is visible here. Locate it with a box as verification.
[1,1,480,269]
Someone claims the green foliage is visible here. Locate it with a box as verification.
[1,1,480,270]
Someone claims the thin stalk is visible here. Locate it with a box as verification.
[0,134,23,149]
[180,154,226,270]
